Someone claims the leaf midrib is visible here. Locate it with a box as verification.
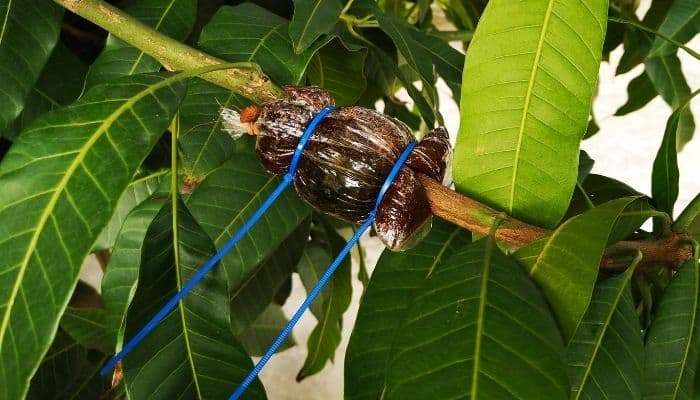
[0,0,13,46]
[508,0,555,213]
[671,261,699,399]
[172,195,204,399]
[305,286,336,368]
[471,239,494,398]
[657,6,700,50]
[0,74,178,350]
[574,271,633,400]
[213,176,276,244]
[294,0,324,52]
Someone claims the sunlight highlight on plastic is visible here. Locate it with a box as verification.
[99,106,336,376]
[228,140,418,400]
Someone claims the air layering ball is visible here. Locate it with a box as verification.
[220,86,451,251]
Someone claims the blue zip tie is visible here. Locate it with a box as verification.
[228,140,417,400]
[100,106,336,376]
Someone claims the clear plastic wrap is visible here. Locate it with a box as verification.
[223,86,451,251]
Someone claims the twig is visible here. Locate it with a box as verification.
[54,0,284,103]
[419,174,694,271]
[417,174,548,247]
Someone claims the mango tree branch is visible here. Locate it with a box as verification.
[55,0,694,271]
[54,0,285,103]
[419,174,695,271]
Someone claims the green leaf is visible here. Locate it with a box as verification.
[0,72,185,399]
[645,53,695,147]
[384,238,569,399]
[289,0,342,54]
[101,198,165,346]
[0,0,62,132]
[361,1,464,98]
[94,169,169,250]
[644,257,700,399]
[513,197,637,341]
[345,221,470,400]
[363,44,440,127]
[199,3,327,85]
[454,0,608,228]
[238,304,295,357]
[27,330,107,400]
[3,43,87,139]
[84,0,197,89]
[567,267,644,400]
[307,40,367,106]
[230,218,310,335]
[178,78,250,179]
[185,143,310,326]
[652,104,685,217]
[617,27,646,75]
[649,0,700,57]
[297,243,333,321]
[123,197,265,399]
[565,174,644,229]
[615,70,657,116]
[577,150,594,183]
[60,307,111,354]
[297,220,353,380]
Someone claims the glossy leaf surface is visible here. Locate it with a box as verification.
[238,304,294,357]
[307,40,367,106]
[0,0,62,132]
[199,3,326,85]
[454,0,608,228]
[567,268,643,400]
[644,257,700,399]
[94,169,168,250]
[178,78,249,178]
[0,73,185,399]
[289,0,342,54]
[230,219,310,335]
[514,197,637,340]
[368,2,464,98]
[345,221,471,400]
[615,71,656,116]
[384,239,569,399]
[123,198,265,399]
[101,198,166,346]
[645,54,695,147]
[60,307,111,354]
[297,220,353,380]
[27,330,106,400]
[3,43,86,139]
[652,104,684,217]
[649,0,700,57]
[185,144,310,327]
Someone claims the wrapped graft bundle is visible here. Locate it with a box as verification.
[221,86,451,251]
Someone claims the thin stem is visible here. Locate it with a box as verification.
[339,13,379,28]
[53,0,285,103]
[340,0,356,16]
[171,114,179,198]
[675,192,700,231]
[608,16,700,61]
